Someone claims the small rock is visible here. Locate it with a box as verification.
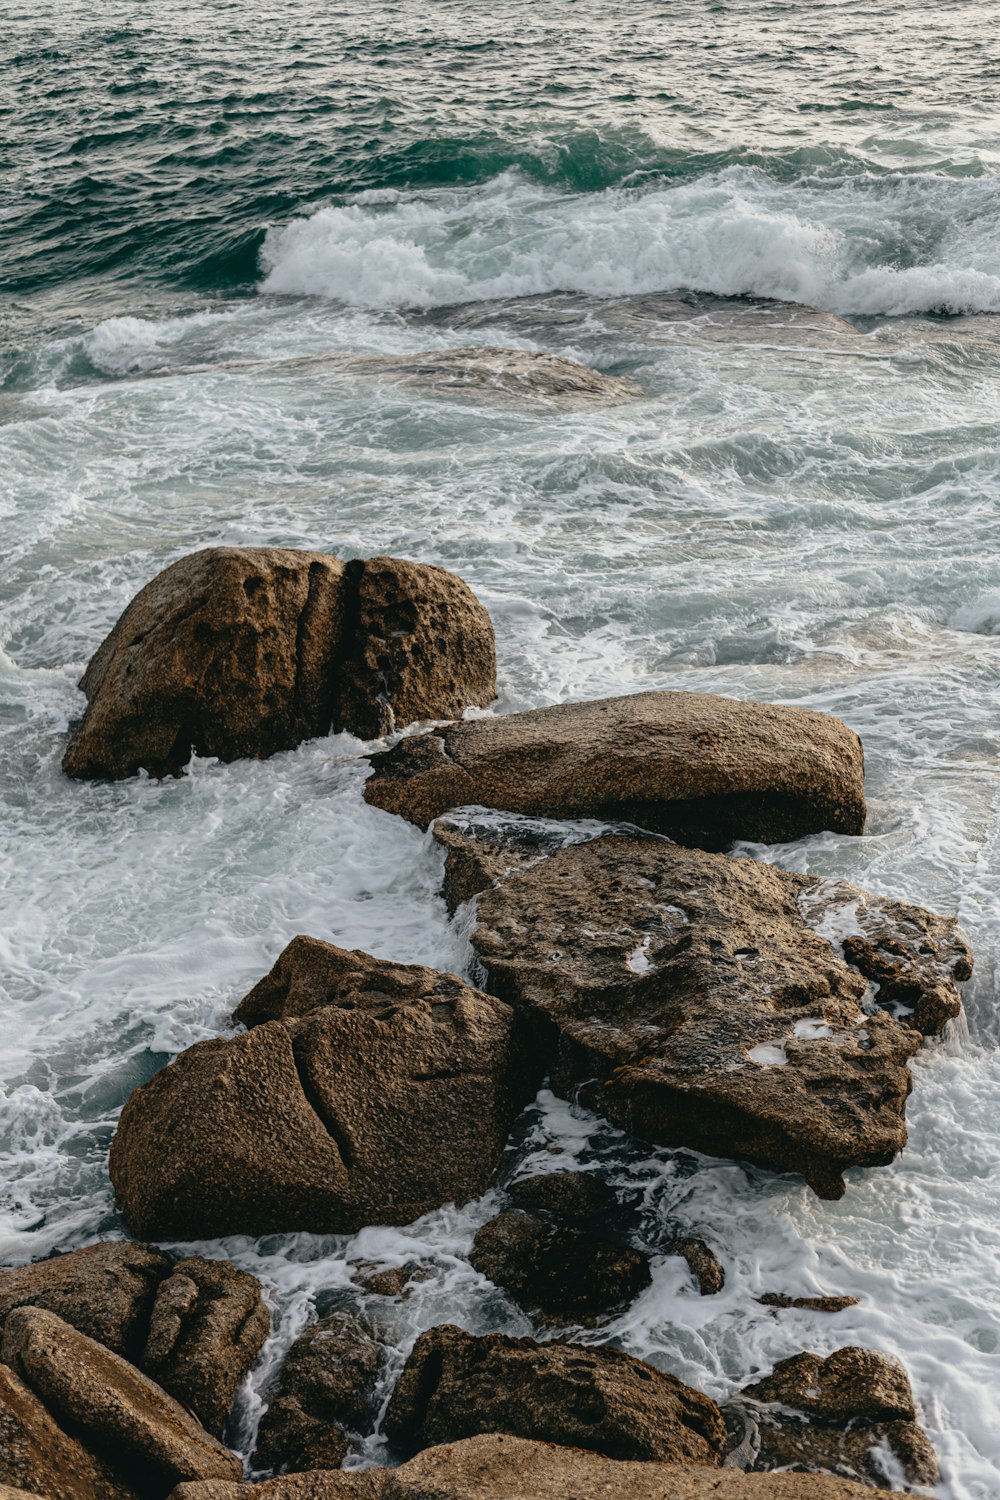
[757,1294,859,1313]
[349,1262,432,1298]
[253,1311,380,1474]
[383,1324,727,1464]
[0,1241,170,1360]
[470,1209,651,1323]
[670,1238,725,1296]
[507,1171,614,1223]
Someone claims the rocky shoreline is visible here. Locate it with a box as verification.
[3,547,972,1499]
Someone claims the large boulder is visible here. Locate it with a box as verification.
[363,691,866,849]
[142,1256,270,1437]
[63,548,495,780]
[0,1241,170,1360]
[1,1309,241,1496]
[252,1311,380,1473]
[469,1209,651,1324]
[0,1363,134,1500]
[443,819,970,1197]
[383,1324,727,1465]
[110,946,530,1238]
[731,1346,938,1489]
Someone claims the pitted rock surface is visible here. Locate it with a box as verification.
[253,1311,380,1473]
[470,1209,650,1324]
[0,1242,170,1360]
[364,690,866,848]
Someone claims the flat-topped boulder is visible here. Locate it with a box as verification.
[363,690,866,849]
[63,548,495,779]
[110,945,530,1238]
[442,818,969,1197]
[384,1325,727,1465]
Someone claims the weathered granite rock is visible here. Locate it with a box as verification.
[383,1324,726,1464]
[142,1256,270,1436]
[349,1262,433,1298]
[757,1294,859,1313]
[111,948,529,1238]
[1,1309,241,1494]
[364,691,867,849]
[732,1346,938,1490]
[470,1210,651,1324]
[0,1363,134,1500]
[450,824,969,1197]
[0,1241,170,1360]
[508,1171,614,1223]
[169,1473,381,1500]
[63,548,495,781]
[253,1312,380,1473]
[670,1238,726,1296]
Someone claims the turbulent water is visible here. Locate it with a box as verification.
[4,1,1000,1494]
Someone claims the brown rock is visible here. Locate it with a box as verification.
[63,548,496,782]
[383,1324,726,1465]
[508,1171,614,1223]
[735,1346,938,1489]
[349,1262,433,1298]
[364,691,866,849]
[1,1308,241,1493]
[170,1477,380,1500]
[333,557,495,740]
[670,1238,725,1296]
[142,1256,270,1436]
[455,825,968,1197]
[0,1241,170,1360]
[253,1311,380,1473]
[757,1294,859,1313]
[111,948,529,1239]
[329,347,642,406]
[0,1363,134,1500]
[470,1210,651,1324]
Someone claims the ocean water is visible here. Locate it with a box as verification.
[3,0,1000,1493]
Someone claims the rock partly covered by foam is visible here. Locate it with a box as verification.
[440,818,969,1197]
[469,1209,651,1325]
[670,1238,726,1296]
[63,547,495,780]
[330,346,643,405]
[730,1346,938,1489]
[384,1324,727,1465]
[110,943,530,1238]
[363,690,866,849]
[1,1308,241,1497]
[253,1311,380,1474]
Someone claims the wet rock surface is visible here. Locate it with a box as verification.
[470,1209,651,1324]
[670,1237,726,1296]
[731,1346,938,1490]
[383,1324,727,1465]
[507,1170,614,1223]
[0,1242,170,1361]
[253,1311,380,1474]
[64,547,494,780]
[446,821,969,1197]
[363,690,867,848]
[110,946,530,1238]
[757,1294,859,1313]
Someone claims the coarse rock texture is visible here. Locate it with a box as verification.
[450,822,970,1197]
[0,1241,170,1360]
[110,948,529,1238]
[383,1324,727,1465]
[757,1294,859,1313]
[349,1262,433,1298]
[168,1434,909,1499]
[469,1209,651,1324]
[0,1363,134,1500]
[363,691,867,849]
[63,548,495,781]
[253,1311,380,1473]
[142,1256,270,1437]
[508,1170,615,1223]
[670,1237,726,1296]
[732,1347,938,1490]
[1,1309,241,1496]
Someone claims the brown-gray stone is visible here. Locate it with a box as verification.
[453,825,969,1197]
[469,1210,651,1324]
[670,1238,725,1296]
[142,1256,270,1437]
[253,1311,380,1474]
[383,1324,727,1465]
[0,1364,134,1500]
[757,1294,859,1313]
[110,947,529,1239]
[508,1171,614,1223]
[364,691,867,849]
[0,1241,170,1361]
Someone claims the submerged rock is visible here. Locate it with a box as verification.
[0,1241,170,1361]
[364,690,866,849]
[253,1311,380,1473]
[383,1324,727,1465]
[470,1209,651,1324]
[669,1237,726,1296]
[757,1294,859,1313]
[110,946,530,1238]
[63,547,495,780]
[732,1346,938,1490]
[329,346,642,405]
[443,820,969,1197]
